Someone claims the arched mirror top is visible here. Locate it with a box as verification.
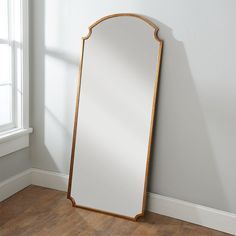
[82,13,163,43]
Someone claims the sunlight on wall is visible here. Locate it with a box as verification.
[43,0,78,172]
[44,53,76,171]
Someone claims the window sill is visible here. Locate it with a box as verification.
[0,128,33,158]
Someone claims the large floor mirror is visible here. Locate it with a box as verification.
[67,13,163,220]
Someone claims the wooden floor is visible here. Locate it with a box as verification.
[0,186,230,236]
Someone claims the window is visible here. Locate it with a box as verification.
[0,0,32,157]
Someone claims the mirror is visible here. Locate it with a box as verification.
[67,13,163,220]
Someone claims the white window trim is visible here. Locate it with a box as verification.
[0,0,32,158]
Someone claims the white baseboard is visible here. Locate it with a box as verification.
[147,193,236,235]
[31,168,68,191]
[0,168,235,235]
[0,169,31,202]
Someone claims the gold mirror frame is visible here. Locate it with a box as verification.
[67,13,163,221]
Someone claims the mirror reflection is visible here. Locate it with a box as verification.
[68,14,163,220]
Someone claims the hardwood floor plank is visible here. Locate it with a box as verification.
[0,186,231,236]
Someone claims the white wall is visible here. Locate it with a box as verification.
[29,0,236,214]
[0,148,30,182]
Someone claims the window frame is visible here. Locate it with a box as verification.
[0,0,32,158]
[0,0,16,131]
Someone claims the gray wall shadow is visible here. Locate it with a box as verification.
[147,17,229,212]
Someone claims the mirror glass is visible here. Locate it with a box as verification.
[68,14,162,219]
